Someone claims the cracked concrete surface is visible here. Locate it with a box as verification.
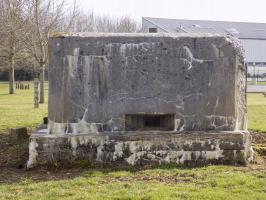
[48,33,246,134]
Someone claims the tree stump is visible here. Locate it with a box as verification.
[10,127,29,141]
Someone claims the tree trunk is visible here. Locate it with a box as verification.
[39,63,45,103]
[34,78,39,108]
[9,57,15,94]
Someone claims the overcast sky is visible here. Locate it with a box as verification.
[75,0,266,23]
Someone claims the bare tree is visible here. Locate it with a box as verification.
[70,12,95,32]
[116,16,138,32]
[0,0,139,97]
[69,11,139,33]
[0,0,28,94]
[22,0,77,103]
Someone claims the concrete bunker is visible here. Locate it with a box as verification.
[27,33,253,168]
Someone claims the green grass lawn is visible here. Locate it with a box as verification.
[0,82,265,200]
[247,81,266,85]
[0,82,48,132]
[247,93,266,132]
[0,166,265,200]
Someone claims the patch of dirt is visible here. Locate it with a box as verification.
[0,167,88,184]
[251,132,266,145]
[0,131,89,184]
[0,133,28,168]
[251,132,266,160]
[98,174,196,185]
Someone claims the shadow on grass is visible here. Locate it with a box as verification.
[0,162,213,185]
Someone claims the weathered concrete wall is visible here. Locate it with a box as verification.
[27,131,253,168]
[27,33,252,168]
[48,33,246,135]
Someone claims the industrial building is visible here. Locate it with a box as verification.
[142,17,266,78]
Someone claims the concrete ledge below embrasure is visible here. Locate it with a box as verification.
[27,131,253,168]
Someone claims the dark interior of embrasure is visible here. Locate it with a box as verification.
[125,114,175,131]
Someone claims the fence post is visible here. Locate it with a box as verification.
[252,63,257,85]
[34,78,39,108]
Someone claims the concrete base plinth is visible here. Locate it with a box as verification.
[27,131,253,168]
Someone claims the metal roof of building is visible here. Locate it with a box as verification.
[143,17,266,39]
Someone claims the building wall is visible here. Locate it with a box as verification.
[142,18,167,33]
[240,39,266,63]
[142,19,266,76]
